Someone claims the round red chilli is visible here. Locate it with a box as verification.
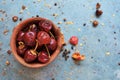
[69,36,78,45]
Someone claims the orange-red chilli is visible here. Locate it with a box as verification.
[69,36,78,45]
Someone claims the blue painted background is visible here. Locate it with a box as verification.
[0,0,120,80]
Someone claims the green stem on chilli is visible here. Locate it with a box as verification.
[45,44,50,58]
[49,31,55,39]
[34,40,38,51]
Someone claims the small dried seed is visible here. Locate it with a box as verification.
[71,46,74,50]
[6,60,10,66]
[62,54,65,57]
[60,47,64,52]
[3,29,9,35]
[54,3,57,6]
[7,50,12,54]
[19,18,22,21]
[114,31,116,34]
[91,56,93,59]
[63,18,67,22]
[96,3,101,9]
[22,5,26,10]
[98,39,100,42]
[52,78,55,80]
[12,16,18,22]
[106,52,110,55]
[65,56,67,61]
[96,10,103,17]
[67,50,70,54]
[53,13,58,17]
[93,20,99,27]
[57,21,62,25]
[65,21,73,25]
[64,49,67,52]
[83,23,86,26]
[118,62,120,66]
[36,15,39,17]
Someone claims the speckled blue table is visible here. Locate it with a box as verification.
[0,0,120,80]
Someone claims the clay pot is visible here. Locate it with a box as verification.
[10,17,64,68]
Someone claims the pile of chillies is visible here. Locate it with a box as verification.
[16,19,57,63]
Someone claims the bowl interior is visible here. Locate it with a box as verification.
[10,17,64,68]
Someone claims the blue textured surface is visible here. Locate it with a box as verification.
[0,0,120,80]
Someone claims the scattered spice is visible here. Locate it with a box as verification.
[57,21,62,25]
[93,20,99,27]
[98,39,100,42]
[80,43,83,47]
[96,3,101,9]
[118,62,120,66]
[0,9,6,14]
[78,28,81,31]
[67,50,70,54]
[91,56,93,59]
[19,18,22,21]
[12,16,18,22]
[52,78,55,80]
[33,1,36,3]
[71,46,74,50]
[63,18,67,22]
[19,10,23,14]
[54,3,57,6]
[36,15,39,17]
[0,18,4,21]
[96,10,103,17]
[112,14,115,17]
[114,31,116,34]
[44,4,51,8]
[52,13,58,17]
[22,5,26,10]
[65,21,74,25]
[7,50,12,54]
[106,51,110,55]
[62,49,70,61]
[6,60,10,66]
[83,23,86,26]
[3,29,9,35]
[101,23,105,26]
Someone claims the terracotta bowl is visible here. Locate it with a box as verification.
[10,17,64,68]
